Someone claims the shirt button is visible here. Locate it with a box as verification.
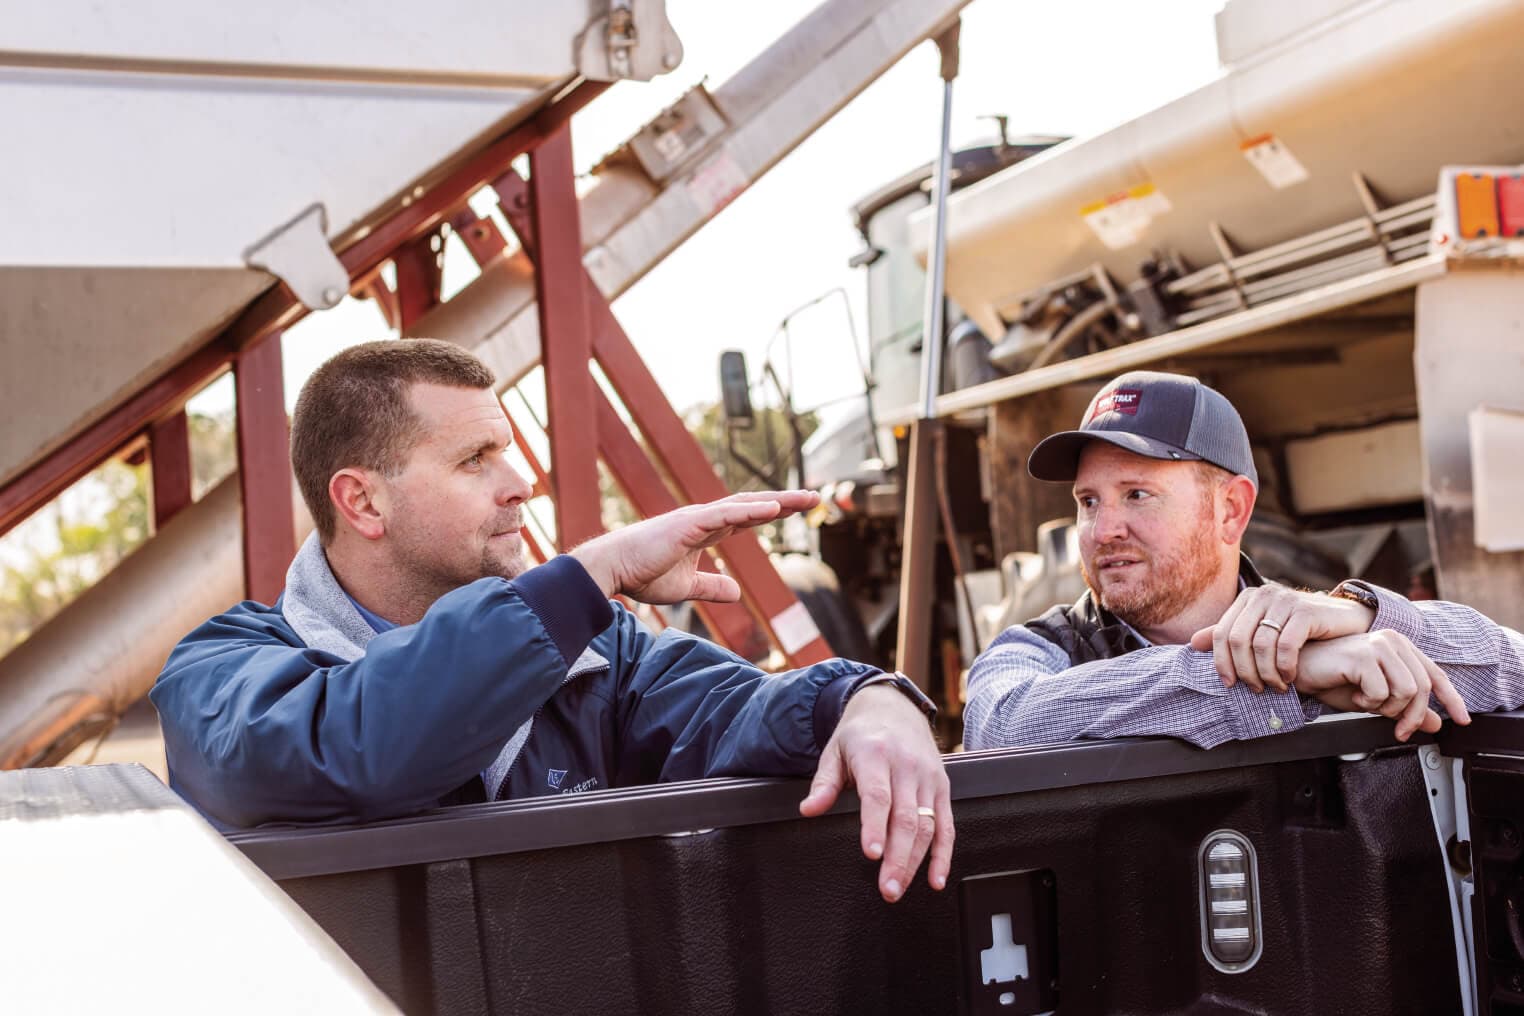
[1268,715,1283,730]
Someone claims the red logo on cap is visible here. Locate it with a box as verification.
[1090,388,1142,421]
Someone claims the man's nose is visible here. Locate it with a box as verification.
[1091,503,1128,542]
[495,459,533,505]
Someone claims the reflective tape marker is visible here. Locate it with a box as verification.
[770,601,821,656]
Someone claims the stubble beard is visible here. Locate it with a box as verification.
[391,495,530,602]
[1082,508,1224,632]
[480,537,529,582]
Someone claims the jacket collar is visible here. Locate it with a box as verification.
[282,533,377,660]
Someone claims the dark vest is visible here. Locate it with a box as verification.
[1025,554,1267,666]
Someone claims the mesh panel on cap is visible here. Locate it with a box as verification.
[1183,385,1258,486]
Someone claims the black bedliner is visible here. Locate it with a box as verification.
[227,714,1524,1015]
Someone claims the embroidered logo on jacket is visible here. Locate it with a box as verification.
[547,768,568,789]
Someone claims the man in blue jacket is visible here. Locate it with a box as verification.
[152,339,950,903]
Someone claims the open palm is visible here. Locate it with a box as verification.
[571,491,820,604]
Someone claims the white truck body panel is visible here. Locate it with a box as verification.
[911,0,1524,340]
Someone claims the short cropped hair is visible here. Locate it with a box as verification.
[1190,459,1234,491]
[290,338,495,543]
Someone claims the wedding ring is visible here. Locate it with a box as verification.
[1258,618,1284,632]
[916,806,936,819]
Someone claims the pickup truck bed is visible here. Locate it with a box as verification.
[230,712,1520,1015]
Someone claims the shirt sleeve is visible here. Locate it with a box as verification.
[963,624,1317,751]
[1355,582,1524,716]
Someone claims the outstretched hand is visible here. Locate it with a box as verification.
[569,490,820,604]
[798,685,953,904]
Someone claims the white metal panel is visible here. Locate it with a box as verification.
[1284,419,1423,515]
[896,255,1445,425]
[1,766,396,1014]
[1214,0,1372,67]
[5,1,604,86]
[1470,407,1524,553]
[1414,269,1524,627]
[1,71,551,267]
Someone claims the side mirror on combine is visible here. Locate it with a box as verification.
[718,349,755,429]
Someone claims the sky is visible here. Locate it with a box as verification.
[273,0,1229,422]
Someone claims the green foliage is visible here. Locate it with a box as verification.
[0,410,237,652]
[189,410,239,498]
[688,403,819,494]
[0,460,149,651]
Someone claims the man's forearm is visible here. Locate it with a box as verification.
[964,631,1316,750]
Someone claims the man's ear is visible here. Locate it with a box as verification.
[330,468,386,541]
[1219,474,1257,544]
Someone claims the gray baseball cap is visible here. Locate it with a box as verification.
[1027,371,1257,487]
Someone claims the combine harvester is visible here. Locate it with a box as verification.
[4,0,1524,1013]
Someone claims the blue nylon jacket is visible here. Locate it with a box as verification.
[151,556,880,829]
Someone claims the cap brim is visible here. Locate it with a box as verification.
[1027,430,1201,482]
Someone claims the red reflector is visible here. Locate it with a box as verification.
[1498,175,1524,238]
[833,481,856,514]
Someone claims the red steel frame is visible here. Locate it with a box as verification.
[233,330,295,603]
[529,127,603,548]
[393,232,445,331]
[148,411,193,530]
[0,75,830,666]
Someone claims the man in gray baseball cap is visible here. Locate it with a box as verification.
[959,370,1519,753]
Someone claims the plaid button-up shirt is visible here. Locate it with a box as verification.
[964,582,1524,751]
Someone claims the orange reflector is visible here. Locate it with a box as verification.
[1456,172,1500,238]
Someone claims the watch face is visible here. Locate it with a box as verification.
[1336,583,1378,609]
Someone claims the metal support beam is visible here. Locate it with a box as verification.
[234,330,294,604]
[149,410,193,530]
[529,126,603,548]
[896,22,960,690]
[451,208,511,268]
[357,273,401,330]
[393,232,444,330]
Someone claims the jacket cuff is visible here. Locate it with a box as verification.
[811,670,883,748]
[512,556,615,667]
